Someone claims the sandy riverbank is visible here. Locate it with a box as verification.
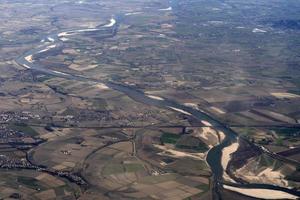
[223,185,298,199]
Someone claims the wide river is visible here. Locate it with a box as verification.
[15,17,300,200]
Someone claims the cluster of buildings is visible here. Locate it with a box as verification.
[0,156,32,169]
[0,111,41,123]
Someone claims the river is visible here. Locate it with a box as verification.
[15,17,300,200]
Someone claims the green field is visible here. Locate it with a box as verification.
[160,132,181,144]
[9,123,39,137]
